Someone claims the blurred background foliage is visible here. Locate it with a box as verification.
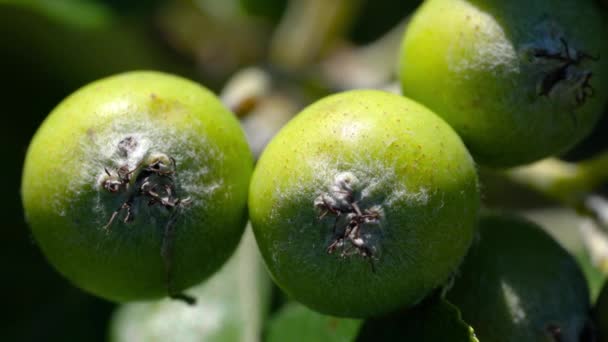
[2,0,607,341]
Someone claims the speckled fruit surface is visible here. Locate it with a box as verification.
[400,0,608,167]
[21,71,253,302]
[249,90,480,318]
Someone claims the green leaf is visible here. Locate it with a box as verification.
[109,227,272,342]
[577,249,607,303]
[0,1,189,90]
[0,0,113,29]
[266,294,477,342]
[265,302,362,342]
[356,294,478,342]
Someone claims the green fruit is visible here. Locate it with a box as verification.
[21,71,253,302]
[447,212,592,342]
[400,0,608,167]
[249,90,480,317]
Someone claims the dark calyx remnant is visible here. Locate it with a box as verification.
[532,37,597,106]
[545,323,563,342]
[314,172,382,272]
[100,136,195,305]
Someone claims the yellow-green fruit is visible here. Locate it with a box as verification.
[400,0,608,167]
[249,90,480,318]
[21,71,253,302]
[447,212,591,341]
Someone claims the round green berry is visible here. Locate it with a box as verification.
[400,0,608,167]
[249,90,480,317]
[21,71,253,302]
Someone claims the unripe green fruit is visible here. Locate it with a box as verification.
[249,90,480,318]
[447,212,592,342]
[400,0,608,167]
[21,71,253,302]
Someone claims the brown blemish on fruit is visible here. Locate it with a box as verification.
[231,95,258,117]
[86,128,96,139]
[147,94,186,120]
[100,136,195,304]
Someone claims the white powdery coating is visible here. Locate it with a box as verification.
[309,157,430,209]
[51,114,224,228]
[267,154,431,266]
[446,2,519,77]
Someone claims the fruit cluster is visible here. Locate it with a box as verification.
[20,0,608,341]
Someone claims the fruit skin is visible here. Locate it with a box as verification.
[21,71,253,302]
[447,212,591,342]
[400,0,608,167]
[249,90,480,318]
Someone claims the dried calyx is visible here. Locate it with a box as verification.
[100,151,192,230]
[524,22,597,107]
[314,172,383,271]
[99,136,195,304]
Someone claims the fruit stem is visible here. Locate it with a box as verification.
[320,16,408,89]
[505,150,608,206]
[269,0,362,70]
[503,151,608,274]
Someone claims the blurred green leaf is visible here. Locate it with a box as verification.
[265,303,361,342]
[577,249,607,303]
[0,2,191,91]
[265,294,477,342]
[349,0,422,44]
[0,0,113,29]
[239,0,286,21]
[522,207,607,302]
[356,295,478,342]
[109,228,272,342]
